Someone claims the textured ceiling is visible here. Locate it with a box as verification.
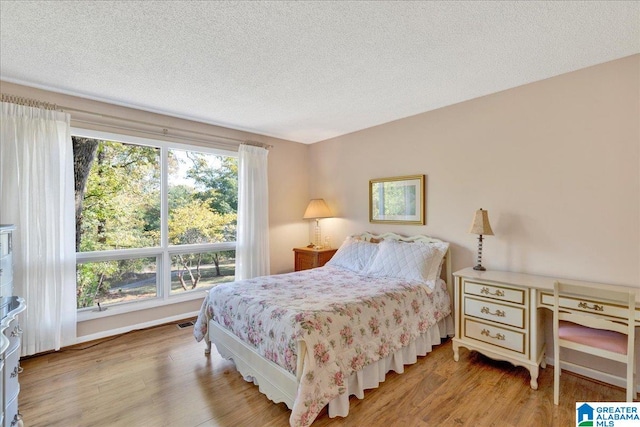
[1,1,638,144]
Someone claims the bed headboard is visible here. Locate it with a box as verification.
[352,232,454,312]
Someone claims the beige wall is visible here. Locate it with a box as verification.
[308,54,640,386]
[309,54,640,288]
[3,54,639,352]
[0,80,310,339]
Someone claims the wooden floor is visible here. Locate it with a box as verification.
[19,320,628,427]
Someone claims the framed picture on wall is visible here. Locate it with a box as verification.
[369,175,425,224]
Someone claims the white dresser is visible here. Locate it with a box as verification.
[0,298,25,427]
[452,268,546,390]
[0,226,14,299]
[452,267,640,392]
[0,226,25,427]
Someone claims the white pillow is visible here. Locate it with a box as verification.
[326,237,379,273]
[364,239,449,288]
[428,242,449,283]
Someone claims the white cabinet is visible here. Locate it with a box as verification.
[453,268,640,394]
[452,269,546,390]
[0,226,25,427]
[2,302,24,427]
[0,226,14,299]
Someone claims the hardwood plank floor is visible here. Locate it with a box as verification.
[19,320,629,426]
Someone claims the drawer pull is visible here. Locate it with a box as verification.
[10,325,22,337]
[10,365,20,378]
[480,286,505,297]
[481,329,506,341]
[10,413,22,426]
[481,306,506,317]
[578,302,604,312]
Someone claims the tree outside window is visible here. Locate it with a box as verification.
[74,135,237,309]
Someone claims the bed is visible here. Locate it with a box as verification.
[194,232,454,426]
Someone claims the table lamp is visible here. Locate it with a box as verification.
[469,208,494,271]
[303,199,332,249]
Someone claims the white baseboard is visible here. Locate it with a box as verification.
[74,310,200,345]
[545,355,639,393]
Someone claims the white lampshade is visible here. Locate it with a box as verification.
[469,208,494,236]
[303,199,332,220]
[303,199,332,249]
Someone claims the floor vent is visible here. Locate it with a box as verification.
[177,320,195,329]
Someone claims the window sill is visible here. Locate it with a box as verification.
[77,290,207,322]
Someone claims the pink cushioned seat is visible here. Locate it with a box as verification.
[559,320,628,354]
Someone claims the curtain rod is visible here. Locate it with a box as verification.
[1,93,273,149]
[1,93,57,110]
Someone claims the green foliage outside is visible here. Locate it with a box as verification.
[74,138,238,309]
[371,181,416,218]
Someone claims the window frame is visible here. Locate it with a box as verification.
[72,128,238,321]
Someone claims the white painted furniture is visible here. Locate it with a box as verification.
[0,226,14,299]
[453,268,546,389]
[553,281,636,404]
[0,225,25,427]
[453,268,640,391]
[1,298,25,427]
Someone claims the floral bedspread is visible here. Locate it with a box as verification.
[194,265,451,427]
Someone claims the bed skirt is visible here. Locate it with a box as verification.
[326,314,454,418]
[210,313,454,420]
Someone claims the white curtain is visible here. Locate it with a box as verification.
[236,144,270,280]
[0,102,76,356]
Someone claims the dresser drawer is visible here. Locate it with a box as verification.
[0,283,12,300]
[539,293,634,321]
[296,257,315,271]
[4,393,18,427]
[0,233,10,257]
[464,318,526,354]
[464,296,525,329]
[4,344,21,405]
[0,359,3,426]
[0,256,12,286]
[464,281,525,305]
[3,319,21,354]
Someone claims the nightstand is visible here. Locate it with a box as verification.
[293,247,337,271]
[452,268,546,390]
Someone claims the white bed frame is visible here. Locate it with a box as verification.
[206,232,454,413]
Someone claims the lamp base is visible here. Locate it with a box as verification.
[473,265,486,271]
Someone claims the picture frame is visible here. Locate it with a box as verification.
[369,175,425,224]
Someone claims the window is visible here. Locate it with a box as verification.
[74,131,237,312]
